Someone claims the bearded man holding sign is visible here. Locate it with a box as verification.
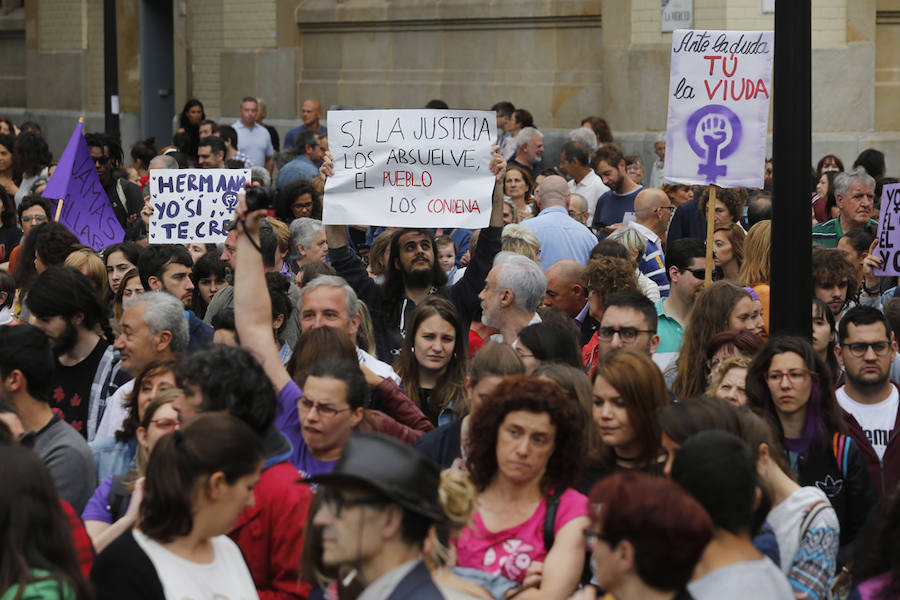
[321,110,507,364]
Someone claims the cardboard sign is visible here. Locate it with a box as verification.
[148,169,249,244]
[323,109,497,228]
[874,183,900,276]
[43,121,125,251]
[664,29,774,189]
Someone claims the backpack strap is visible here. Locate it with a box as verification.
[543,488,565,552]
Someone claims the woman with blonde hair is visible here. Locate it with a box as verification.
[706,355,752,406]
[65,246,109,297]
[607,226,661,302]
[740,219,772,331]
[500,223,540,262]
[502,198,520,225]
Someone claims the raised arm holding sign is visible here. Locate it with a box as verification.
[322,122,507,364]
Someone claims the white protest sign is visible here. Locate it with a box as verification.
[148,169,249,244]
[323,109,497,228]
[874,183,900,276]
[664,30,774,189]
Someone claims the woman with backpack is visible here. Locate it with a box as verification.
[746,336,877,565]
[453,376,589,598]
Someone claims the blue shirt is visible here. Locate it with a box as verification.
[284,124,327,152]
[521,205,598,270]
[232,120,273,168]
[591,187,643,231]
[276,154,319,187]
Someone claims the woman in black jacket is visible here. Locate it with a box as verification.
[746,336,877,565]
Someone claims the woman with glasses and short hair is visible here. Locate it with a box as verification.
[83,390,181,553]
[746,336,877,564]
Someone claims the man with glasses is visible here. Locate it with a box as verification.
[277,130,324,187]
[85,132,143,229]
[630,187,674,297]
[596,290,660,358]
[655,238,706,364]
[566,193,590,226]
[305,432,446,599]
[836,305,900,498]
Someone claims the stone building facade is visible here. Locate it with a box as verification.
[2,0,899,172]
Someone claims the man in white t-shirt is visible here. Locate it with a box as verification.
[835,305,900,498]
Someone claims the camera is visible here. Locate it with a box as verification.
[245,186,277,212]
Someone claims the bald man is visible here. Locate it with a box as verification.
[629,187,673,297]
[567,193,590,226]
[522,175,599,270]
[543,259,597,345]
[284,98,327,151]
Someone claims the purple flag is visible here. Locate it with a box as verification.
[43,121,125,251]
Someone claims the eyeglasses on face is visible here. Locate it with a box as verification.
[298,398,351,418]
[597,326,653,343]
[766,369,813,385]
[843,341,891,357]
[681,267,706,280]
[150,418,180,432]
[21,215,48,224]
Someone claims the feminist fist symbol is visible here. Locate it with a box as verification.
[685,105,743,184]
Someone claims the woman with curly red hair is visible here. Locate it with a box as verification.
[454,375,589,598]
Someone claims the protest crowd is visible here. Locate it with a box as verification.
[3,90,900,600]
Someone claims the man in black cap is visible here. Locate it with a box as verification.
[306,432,446,599]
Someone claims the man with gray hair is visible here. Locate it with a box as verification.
[290,217,327,269]
[297,275,399,383]
[480,252,547,345]
[148,154,179,171]
[509,126,544,179]
[813,166,877,249]
[522,174,598,270]
[94,292,189,440]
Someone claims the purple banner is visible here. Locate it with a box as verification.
[43,121,125,251]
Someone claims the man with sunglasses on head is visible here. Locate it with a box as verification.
[655,238,706,366]
[85,133,143,230]
[836,305,900,498]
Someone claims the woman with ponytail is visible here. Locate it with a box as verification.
[90,413,263,600]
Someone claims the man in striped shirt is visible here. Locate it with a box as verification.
[630,188,674,297]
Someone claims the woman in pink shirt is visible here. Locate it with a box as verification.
[455,376,590,598]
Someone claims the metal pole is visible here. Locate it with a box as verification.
[103,0,120,136]
[770,0,811,337]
